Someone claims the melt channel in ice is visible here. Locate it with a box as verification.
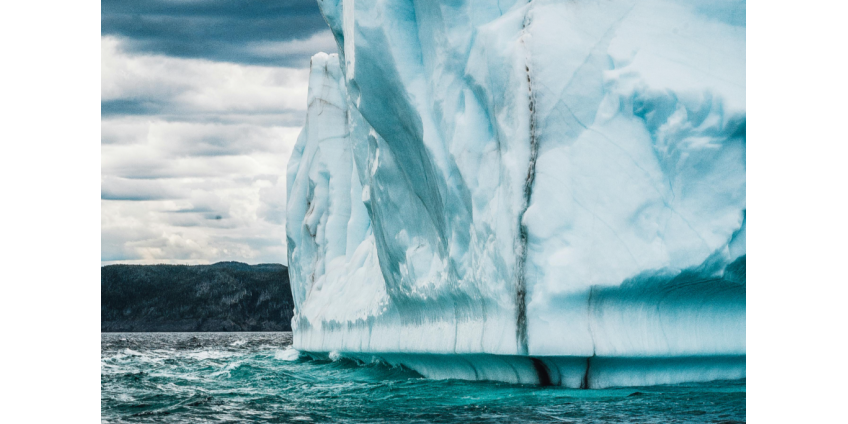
[286,0,745,388]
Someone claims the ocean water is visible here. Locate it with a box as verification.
[101,333,745,423]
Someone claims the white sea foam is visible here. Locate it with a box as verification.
[274,347,301,362]
[186,350,235,361]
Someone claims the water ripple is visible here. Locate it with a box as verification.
[102,333,745,423]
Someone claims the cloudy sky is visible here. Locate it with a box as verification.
[101,1,336,265]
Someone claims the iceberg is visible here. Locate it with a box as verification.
[286,0,745,388]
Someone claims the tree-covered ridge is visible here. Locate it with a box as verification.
[101,262,293,332]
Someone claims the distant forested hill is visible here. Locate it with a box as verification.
[101,262,293,332]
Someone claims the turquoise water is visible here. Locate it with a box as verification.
[101,333,745,423]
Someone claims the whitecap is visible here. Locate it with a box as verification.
[185,350,234,360]
[274,347,301,361]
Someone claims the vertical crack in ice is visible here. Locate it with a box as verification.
[580,356,593,389]
[453,301,459,353]
[583,287,596,390]
[514,1,537,357]
[587,286,598,356]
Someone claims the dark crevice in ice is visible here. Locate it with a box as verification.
[580,356,593,389]
[514,1,537,358]
[530,357,551,386]
[587,286,598,357]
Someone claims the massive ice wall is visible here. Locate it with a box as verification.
[287,0,745,387]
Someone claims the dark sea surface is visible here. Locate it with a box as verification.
[101,333,745,423]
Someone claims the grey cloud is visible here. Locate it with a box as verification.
[101,176,187,201]
[101,98,165,116]
[156,125,288,157]
[102,153,277,182]
[172,206,217,214]
[101,37,312,126]
[101,113,306,142]
[101,119,300,181]
[163,215,238,230]
[124,111,306,128]
[165,214,238,229]
[101,0,336,67]
[101,99,305,126]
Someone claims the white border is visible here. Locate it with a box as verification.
[1,1,100,421]
[748,0,848,421]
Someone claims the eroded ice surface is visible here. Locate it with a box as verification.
[286,0,745,387]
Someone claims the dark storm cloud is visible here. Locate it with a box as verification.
[101,0,335,66]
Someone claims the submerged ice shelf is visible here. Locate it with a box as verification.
[304,352,746,389]
[286,0,745,387]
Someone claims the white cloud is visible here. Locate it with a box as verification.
[101,173,291,264]
[101,37,309,265]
